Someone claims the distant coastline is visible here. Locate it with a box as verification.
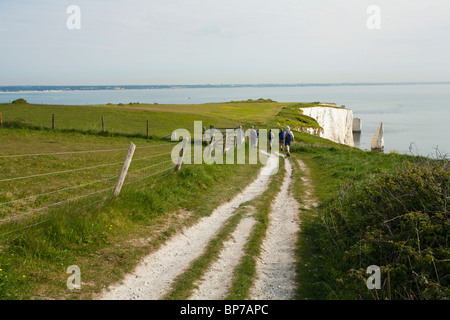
[1,81,450,93]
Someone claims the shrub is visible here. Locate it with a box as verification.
[229,98,276,103]
[320,157,449,299]
[11,98,28,104]
[3,119,30,128]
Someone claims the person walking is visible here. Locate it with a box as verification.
[284,126,294,157]
[256,127,259,148]
[279,128,285,151]
[250,126,258,149]
[268,129,274,150]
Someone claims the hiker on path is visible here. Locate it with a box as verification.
[250,126,258,149]
[256,127,259,148]
[279,128,285,151]
[236,126,244,146]
[268,129,274,150]
[284,126,294,157]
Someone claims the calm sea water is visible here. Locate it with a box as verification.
[1,84,449,156]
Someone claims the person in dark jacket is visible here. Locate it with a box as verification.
[284,126,294,157]
[268,129,274,150]
[279,128,285,151]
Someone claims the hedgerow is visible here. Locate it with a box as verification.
[320,157,449,299]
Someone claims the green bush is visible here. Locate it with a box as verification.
[229,98,276,103]
[320,158,449,299]
[2,119,30,128]
[11,98,28,104]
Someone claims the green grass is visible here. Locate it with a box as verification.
[294,146,411,203]
[0,128,263,299]
[135,101,286,124]
[0,103,233,137]
[0,100,325,142]
[290,146,412,300]
[289,141,449,300]
[0,128,175,222]
[269,103,322,132]
[0,101,291,138]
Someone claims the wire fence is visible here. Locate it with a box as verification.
[0,143,173,159]
[0,141,177,237]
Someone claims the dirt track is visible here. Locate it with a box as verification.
[98,154,304,300]
[189,212,257,300]
[98,155,279,300]
[249,157,300,300]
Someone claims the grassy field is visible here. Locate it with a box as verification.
[0,100,321,138]
[0,127,264,299]
[0,129,175,223]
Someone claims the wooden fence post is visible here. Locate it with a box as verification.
[206,125,215,157]
[176,137,190,171]
[147,120,149,139]
[223,132,227,153]
[102,116,105,132]
[234,125,240,147]
[114,142,136,196]
[52,114,55,129]
[207,141,213,158]
[210,125,215,143]
[0,111,2,128]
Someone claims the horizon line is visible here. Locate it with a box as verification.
[0,81,450,90]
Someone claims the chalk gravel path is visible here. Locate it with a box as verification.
[98,154,302,300]
[249,157,300,300]
[189,212,257,300]
[98,154,279,300]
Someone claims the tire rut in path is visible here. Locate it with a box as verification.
[189,210,257,300]
[97,155,279,300]
[249,157,301,300]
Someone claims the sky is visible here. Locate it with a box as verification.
[0,0,449,85]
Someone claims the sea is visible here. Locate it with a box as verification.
[1,83,449,157]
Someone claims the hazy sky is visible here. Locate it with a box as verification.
[1,0,449,85]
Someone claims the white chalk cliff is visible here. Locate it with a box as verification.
[300,106,354,147]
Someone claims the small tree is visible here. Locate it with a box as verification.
[12,98,28,104]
